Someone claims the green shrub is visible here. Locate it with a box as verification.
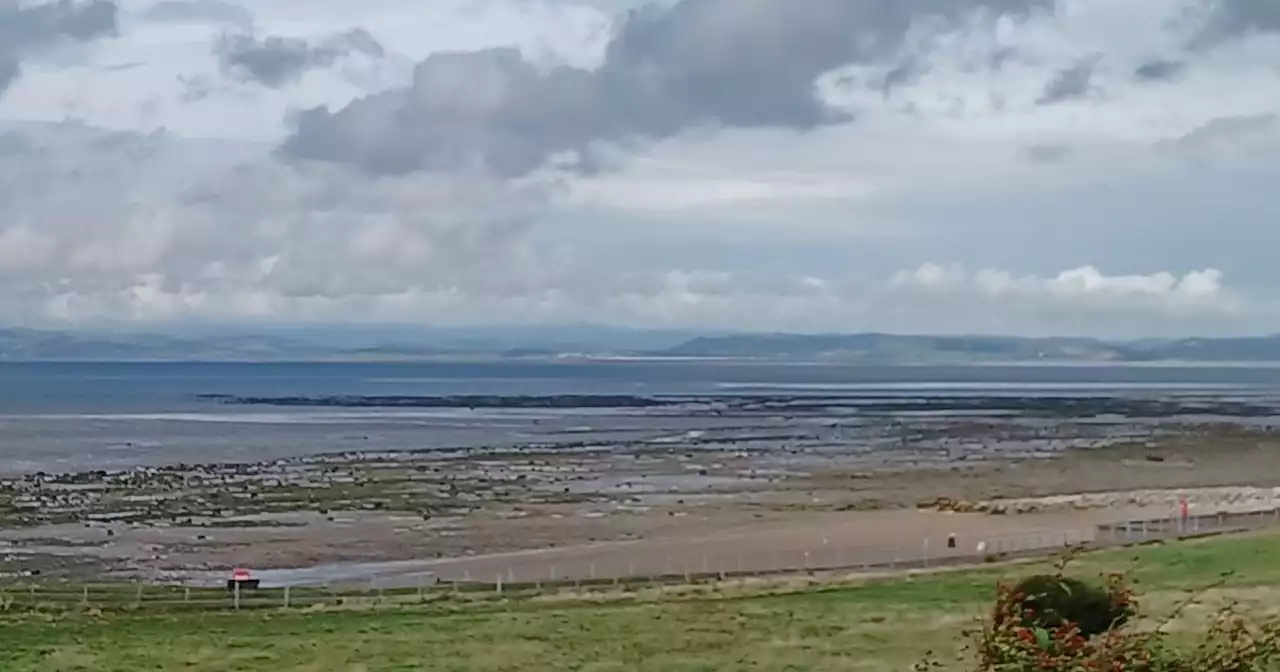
[1004,574,1131,638]
[921,573,1280,672]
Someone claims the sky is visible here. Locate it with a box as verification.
[0,0,1279,338]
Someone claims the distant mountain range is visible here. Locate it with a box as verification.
[4,326,1280,363]
[659,333,1280,363]
[0,325,702,362]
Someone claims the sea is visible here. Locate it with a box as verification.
[2,360,1279,474]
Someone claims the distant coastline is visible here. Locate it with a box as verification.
[6,327,1280,364]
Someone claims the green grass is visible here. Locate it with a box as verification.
[5,532,1280,672]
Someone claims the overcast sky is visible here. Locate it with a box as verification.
[1,0,1279,337]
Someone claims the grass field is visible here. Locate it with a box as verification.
[5,533,1280,672]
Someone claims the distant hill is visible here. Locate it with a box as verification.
[1122,336,1280,362]
[5,326,1280,363]
[0,325,700,362]
[658,333,1280,363]
[0,328,329,361]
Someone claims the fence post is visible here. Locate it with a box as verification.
[589,562,596,581]
[82,585,89,608]
[134,583,142,608]
[922,539,930,568]
[283,585,291,608]
[184,585,190,603]
[233,581,241,611]
[496,575,503,596]
[417,576,425,601]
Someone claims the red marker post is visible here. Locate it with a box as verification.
[1179,496,1189,532]
[227,567,260,592]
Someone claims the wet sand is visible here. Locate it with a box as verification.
[4,394,1280,585]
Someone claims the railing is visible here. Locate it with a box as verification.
[2,508,1277,615]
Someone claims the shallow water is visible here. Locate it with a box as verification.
[6,361,1280,473]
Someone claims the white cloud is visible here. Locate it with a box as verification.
[1,0,1280,337]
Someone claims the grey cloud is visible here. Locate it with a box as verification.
[1037,58,1096,105]
[879,60,926,95]
[142,0,253,29]
[1174,113,1277,153]
[0,120,563,323]
[0,57,17,94]
[1134,59,1185,82]
[1023,144,1071,164]
[1202,0,1280,40]
[214,28,384,88]
[0,0,118,93]
[280,0,1051,177]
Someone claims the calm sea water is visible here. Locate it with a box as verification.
[0,361,1277,473]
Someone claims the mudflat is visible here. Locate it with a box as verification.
[4,391,1280,585]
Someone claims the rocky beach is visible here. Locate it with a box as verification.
[4,382,1280,586]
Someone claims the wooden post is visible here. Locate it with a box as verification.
[82,585,89,607]
[233,581,241,610]
[134,583,143,608]
[283,585,291,608]
[496,575,503,596]
[184,585,191,603]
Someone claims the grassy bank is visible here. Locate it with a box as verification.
[5,533,1280,672]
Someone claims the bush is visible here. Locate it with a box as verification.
[1002,574,1132,638]
[921,572,1280,672]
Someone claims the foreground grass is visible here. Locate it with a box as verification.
[5,533,1280,672]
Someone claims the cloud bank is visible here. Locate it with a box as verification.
[0,0,118,95]
[1,0,1280,336]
